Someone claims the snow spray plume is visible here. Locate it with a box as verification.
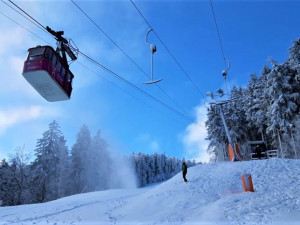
[76,128,137,192]
[107,151,137,189]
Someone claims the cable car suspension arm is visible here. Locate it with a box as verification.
[46,26,78,66]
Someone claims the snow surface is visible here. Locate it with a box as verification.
[1,158,300,225]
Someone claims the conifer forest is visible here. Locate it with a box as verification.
[0,121,196,206]
[206,38,300,161]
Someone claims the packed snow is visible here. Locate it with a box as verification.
[0,158,299,225]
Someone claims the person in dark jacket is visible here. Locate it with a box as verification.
[182,162,188,182]
[255,145,262,159]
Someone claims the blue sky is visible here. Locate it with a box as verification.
[1,0,300,163]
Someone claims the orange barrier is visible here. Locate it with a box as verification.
[228,143,243,162]
[228,144,235,162]
[241,174,254,192]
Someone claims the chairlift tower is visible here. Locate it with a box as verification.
[206,90,241,161]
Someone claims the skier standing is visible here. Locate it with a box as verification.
[182,162,188,182]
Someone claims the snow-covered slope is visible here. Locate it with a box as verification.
[1,159,300,225]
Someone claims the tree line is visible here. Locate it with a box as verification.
[206,38,300,161]
[131,153,196,187]
[0,121,196,206]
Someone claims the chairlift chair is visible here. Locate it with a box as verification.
[222,58,230,79]
[143,28,163,84]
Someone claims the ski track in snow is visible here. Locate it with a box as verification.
[1,191,140,225]
[0,159,300,225]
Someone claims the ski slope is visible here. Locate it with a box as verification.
[1,158,300,225]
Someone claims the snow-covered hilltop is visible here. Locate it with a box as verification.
[1,158,299,225]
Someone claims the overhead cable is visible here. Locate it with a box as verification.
[129,0,204,96]
[71,0,192,118]
[77,61,190,126]
[76,49,198,125]
[209,0,232,94]
[1,0,50,37]
[1,4,198,126]
[209,0,226,66]
[0,10,51,45]
[7,0,47,31]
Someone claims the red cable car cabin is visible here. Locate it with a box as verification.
[22,45,74,102]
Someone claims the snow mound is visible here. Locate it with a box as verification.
[1,158,300,225]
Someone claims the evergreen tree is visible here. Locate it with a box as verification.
[244,69,270,139]
[131,153,189,187]
[30,120,66,202]
[0,159,14,206]
[206,38,300,159]
[87,130,110,191]
[56,136,70,197]
[265,63,299,154]
[288,38,300,65]
[70,125,91,194]
[227,87,248,146]
[205,104,227,160]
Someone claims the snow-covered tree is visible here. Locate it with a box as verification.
[206,37,300,160]
[205,104,227,160]
[288,38,300,65]
[56,136,70,197]
[134,153,148,186]
[264,63,299,155]
[131,153,192,187]
[30,121,67,202]
[8,146,32,205]
[87,130,110,191]
[70,125,91,194]
[244,67,270,140]
[291,116,300,158]
[227,87,248,145]
[0,159,14,206]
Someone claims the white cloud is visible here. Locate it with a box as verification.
[0,106,41,135]
[0,27,29,55]
[0,26,41,98]
[0,105,61,135]
[182,103,211,163]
